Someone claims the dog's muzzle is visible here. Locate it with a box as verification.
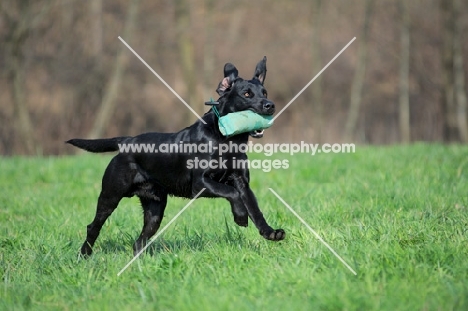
[249,101,275,138]
[263,101,275,114]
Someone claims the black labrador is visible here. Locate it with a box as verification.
[67,56,285,256]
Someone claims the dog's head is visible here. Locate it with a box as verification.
[215,56,275,138]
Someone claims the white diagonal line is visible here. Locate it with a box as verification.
[270,37,356,124]
[268,188,357,275]
[118,36,207,124]
[117,188,206,276]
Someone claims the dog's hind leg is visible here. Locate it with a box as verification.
[80,156,133,256]
[133,189,168,256]
[81,193,121,256]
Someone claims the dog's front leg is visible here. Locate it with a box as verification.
[192,175,248,226]
[231,176,285,241]
[194,176,285,241]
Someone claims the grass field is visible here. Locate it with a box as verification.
[1,144,467,310]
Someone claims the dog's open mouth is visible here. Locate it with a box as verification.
[249,129,264,138]
[248,110,272,139]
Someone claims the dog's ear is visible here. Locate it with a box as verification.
[216,63,238,95]
[253,56,267,85]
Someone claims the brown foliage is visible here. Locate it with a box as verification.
[0,0,467,155]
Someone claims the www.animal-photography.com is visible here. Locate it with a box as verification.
[1,1,467,310]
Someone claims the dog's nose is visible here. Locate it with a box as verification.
[263,101,275,110]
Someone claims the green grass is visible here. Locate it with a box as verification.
[1,144,467,310]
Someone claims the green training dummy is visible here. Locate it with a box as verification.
[218,110,273,137]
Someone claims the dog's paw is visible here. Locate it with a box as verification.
[261,228,286,241]
[80,243,93,257]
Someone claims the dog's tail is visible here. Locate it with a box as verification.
[66,137,130,153]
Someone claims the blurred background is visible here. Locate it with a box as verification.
[1,0,467,155]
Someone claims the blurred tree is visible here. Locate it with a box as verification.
[440,0,458,141]
[60,0,73,31]
[203,0,215,100]
[175,0,201,124]
[398,0,411,143]
[88,0,140,139]
[453,0,468,142]
[90,0,103,58]
[344,0,373,141]
[311,0,323,143]
[1,0,53,154]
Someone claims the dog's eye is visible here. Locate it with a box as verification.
[263,91,267,97]
[244,92,250,97]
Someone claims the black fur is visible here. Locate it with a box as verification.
[66,137,129,153]
[68,57,285,256]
